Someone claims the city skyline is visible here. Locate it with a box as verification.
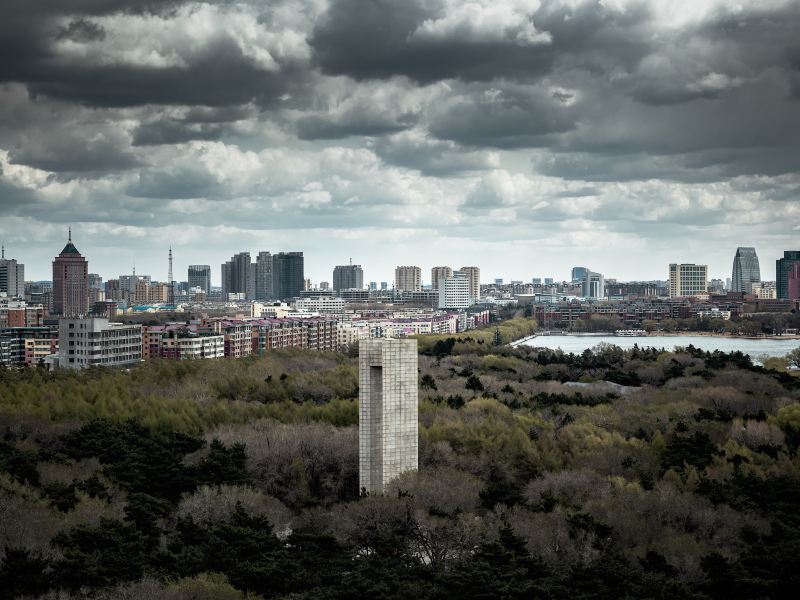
[2,230,796,287]
[1,1,799,283]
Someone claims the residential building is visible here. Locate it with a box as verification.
[254,252,273,300]
[438,272,471,309]
[731,247,761,293]
[359,338,418,495]
[0,297,44,328]
[0,326,58,366]
[52,231,89,317]
[188,265,211,295]
[0,247,24,297]
[58,317,141,369]
[668,263,708,297]
[582,270,605,300]
[395,266,422,292]
[459,266,480,300]
[143,325,224,360]
[776,251,800,299]
[221,252,251,299]
[333,264,364,292]
[431,266,453,291]
[294,296,346,315]
[272,252,305,300]
[751,282,777,299]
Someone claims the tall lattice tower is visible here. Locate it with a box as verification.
[168,246,175,305]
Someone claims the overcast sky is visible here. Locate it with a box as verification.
[1,0,799,285]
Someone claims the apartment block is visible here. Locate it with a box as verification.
[58,317,141,369]
[668,263,708,297]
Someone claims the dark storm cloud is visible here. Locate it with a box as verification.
[428,84,577,148]
[2,0,800,272]
[310,0,554,83]
[310,0,652,83]
[127,167,221,199]
[372,132,497,175]
[0,1,301,109]
[54,19,106,43]
[296,113,414,140]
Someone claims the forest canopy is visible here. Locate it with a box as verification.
[2,334,800,599]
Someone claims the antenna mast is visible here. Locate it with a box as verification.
[168,246,175,305]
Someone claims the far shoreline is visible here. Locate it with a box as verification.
[512,331,800,344]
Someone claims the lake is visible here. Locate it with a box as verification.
[517,334,800,359]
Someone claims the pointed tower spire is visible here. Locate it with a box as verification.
[1,245,4,259]
[168,246,175,305]
[68,227,72,243]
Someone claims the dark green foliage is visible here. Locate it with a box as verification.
[57,420,248,504]
[448,523,550,600]
[124,492,174,535]
[54,519,151,589]
[661,431,721,473]
[42,480,79,512]
[0,440,39,485]
[465,375,484,392]
[446,394,465,409]
[165,505,286,595]
[0,547,51,598]
[420,373,437,390]
[197,439,250,487]
[480,466,525,508]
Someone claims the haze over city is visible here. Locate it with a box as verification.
[2,0,799,282]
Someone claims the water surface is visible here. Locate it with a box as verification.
[519,334,799,358]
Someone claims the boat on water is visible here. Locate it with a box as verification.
[614,329,647,337]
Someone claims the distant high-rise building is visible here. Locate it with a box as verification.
[380,282,388,291]
[0,246,24,298]
[787,264,800,300]
[272,252,304,300]
[459,266,480,300]
[88,273,103,290]
[369,281,377,291]
[571,267,589,283]
[669,263,708,297]
[254,252,273,300]
[544,277,554,285]
[532,278,542,285]
[708,278,725,294]
[333,263,364,291]
[320,281,330,291]
[776,251,800,299]
[431,266,453,291]
[582,271,605,299]
[395,266,422,292]
[221,252,251,298]
[359,338,418,495]
[731,247,761,293]
[188,265,211,295]
[494,278,503,286]
[52,230,89,317]
[439,272,471,309]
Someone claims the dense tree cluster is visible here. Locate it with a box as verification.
[1,329,800,599]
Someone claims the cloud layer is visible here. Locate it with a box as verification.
[1,0,799,282]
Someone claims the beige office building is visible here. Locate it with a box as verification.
[431,266,453,291]
[669,263,708,297]
[394,266,422,292]
[459,266,481,300]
